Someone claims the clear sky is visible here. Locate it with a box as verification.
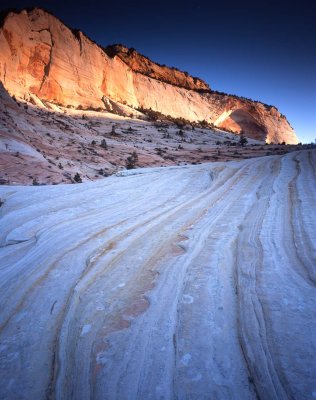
[1,0,316,143]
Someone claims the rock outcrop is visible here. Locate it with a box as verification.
[0,150,315,399]
[104,44,210,92]
[0,8,298,143]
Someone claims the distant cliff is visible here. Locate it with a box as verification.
[0,8,298,143]
[104,44,210,92]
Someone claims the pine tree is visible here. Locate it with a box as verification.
[125,151,138,169]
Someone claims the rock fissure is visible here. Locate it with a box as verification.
[39,28,53,92]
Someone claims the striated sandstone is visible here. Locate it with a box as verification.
[0,151,315,398]
[0,8,298,144]
[105,44,210,91]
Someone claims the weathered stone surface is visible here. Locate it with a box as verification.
[0,8,298,144]
[105,44,210,91]
[0,150,315,399]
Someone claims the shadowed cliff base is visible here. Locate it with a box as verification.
[0,83,310,185]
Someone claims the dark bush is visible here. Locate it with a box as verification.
[126,151,138,169]
[73,172,82,183]
[239,134,248,147]
[100,139,108,149]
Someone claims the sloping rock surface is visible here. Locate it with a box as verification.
[0,150,315,399]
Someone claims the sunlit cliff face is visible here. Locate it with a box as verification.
[0,8,298,144]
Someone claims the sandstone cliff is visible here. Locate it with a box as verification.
[104,44,210,92]
[0,8,298,144]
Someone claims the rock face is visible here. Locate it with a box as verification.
[0,8,298,144]
[105,44,210,92]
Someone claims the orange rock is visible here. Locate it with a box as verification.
[0,8,298,144]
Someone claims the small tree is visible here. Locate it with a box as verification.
[239,134,248,147]
[73,172,82,183]
[100,139,108,149]
[125,151,138,169]
[198,120,207,128]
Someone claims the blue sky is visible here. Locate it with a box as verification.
[2,0,316,142]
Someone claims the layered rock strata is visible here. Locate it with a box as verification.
[0,8,298,143]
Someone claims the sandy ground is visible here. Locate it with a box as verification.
[0,149,315,399]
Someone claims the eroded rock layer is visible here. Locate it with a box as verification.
[0,150,315,399]
[0,8,298,143]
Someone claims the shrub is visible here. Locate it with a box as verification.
[125,151,138,169]
[136,106,190,126]
[239,134,248,147]
[73,172,82,183]
[100,139,108,149]
[200,120,209,128]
